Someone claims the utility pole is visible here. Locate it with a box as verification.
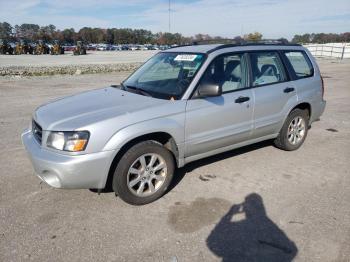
[168,0,171,33]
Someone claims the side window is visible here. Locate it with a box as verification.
[199,53,248,93]
[284,51,314,79]
[250,52,287,86]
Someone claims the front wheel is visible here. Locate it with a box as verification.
[112,141,175,205]
[274,108,309,151]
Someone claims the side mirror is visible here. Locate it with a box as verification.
[197,83,222,98]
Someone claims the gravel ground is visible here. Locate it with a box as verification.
[0,51,156,76]
[0,59,349,262]
[0,51,157,67]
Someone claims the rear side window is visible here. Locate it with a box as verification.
[250,52,287,87]
[284,51,314,79]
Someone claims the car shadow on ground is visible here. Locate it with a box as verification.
[90,140,273,195]
[167,140,273,193]
[206,193,298,262]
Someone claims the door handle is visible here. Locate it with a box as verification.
[235,96,250,103]
[284,87,295,93]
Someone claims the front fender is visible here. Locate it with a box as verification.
[102,116,185,154]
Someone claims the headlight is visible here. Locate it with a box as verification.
[47,131,89,152]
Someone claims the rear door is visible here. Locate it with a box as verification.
[249,51,298,138]
[185,53,254,157]
[282,50,322,123]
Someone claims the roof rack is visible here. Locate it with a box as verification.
[192,38,242,45]
[167,43,192,49]
[248,39,289,44]
[191,38,298,45]
[166,39,243,51]
[167,39,301,53]
[206,39,301,53]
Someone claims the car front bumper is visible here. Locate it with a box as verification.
[21,129,116,189]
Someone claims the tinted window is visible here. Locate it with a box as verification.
[250,52,286,86]
[199,53,248,93]
[285,51,314,79]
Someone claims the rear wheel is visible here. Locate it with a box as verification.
[274,108,309,151]
[112,141,175,205]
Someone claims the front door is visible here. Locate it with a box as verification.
[185,53,254,157]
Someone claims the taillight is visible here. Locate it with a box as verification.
[321,75,325,100]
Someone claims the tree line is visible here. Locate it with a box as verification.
[1,22,349,45]
[291,33,350,44]
[0,22,265,45]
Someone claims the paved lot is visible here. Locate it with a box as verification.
[0,59,349,262]
[0,51,157,67]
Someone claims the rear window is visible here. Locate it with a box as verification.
[284,51,314,79]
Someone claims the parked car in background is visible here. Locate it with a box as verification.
[119,45,127,50]
[159,45,170,50]
[63,45,75,52]
[22,42,325,205]
[148,45,160,50]
[86,44,97,51]
[113,45,122,51]
[129,45,138,51]
[97,45,107,51]
[137,45,148,51]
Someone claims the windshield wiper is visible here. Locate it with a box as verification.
[110,82,126,90]
[124,85,153,97]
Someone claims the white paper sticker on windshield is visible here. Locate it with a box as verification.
[174,54,197,61]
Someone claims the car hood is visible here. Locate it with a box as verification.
[34,87,169,131]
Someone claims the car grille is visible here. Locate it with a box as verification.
[32,120,43,144]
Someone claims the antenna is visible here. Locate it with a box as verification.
[168,0,171,33]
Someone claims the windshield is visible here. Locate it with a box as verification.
[123,52,206,100]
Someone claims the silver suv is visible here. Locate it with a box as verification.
[22,43,326,205]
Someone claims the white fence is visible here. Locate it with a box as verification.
[303,43,350,59]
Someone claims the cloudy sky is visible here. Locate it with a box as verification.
[1,0,349,39]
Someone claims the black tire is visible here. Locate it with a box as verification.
[112,141,175,205]
[274,108,309,151]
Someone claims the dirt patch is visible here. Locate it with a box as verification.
[168,197,231,233]
[326,128,339,132]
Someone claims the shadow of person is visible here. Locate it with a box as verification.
[207,193,298,262]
